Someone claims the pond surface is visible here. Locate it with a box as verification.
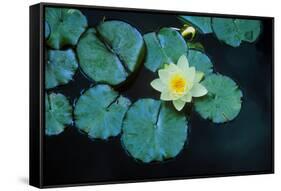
[44,7,273,186]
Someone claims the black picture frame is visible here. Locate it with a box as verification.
[30,2,274,188]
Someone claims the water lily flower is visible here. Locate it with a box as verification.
[150,55,208,111]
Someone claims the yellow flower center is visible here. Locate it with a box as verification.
[169,74,187,94]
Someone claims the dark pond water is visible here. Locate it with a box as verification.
[44,6,273,186]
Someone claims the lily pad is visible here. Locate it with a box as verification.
[77,21,145,85]
[144,28,187,72]
[194,74,243,123]
[45,7,88,49]
[121,99,188,163]
[74,85,131,139]
[97,20,145,72]
[45,21,50,39]
[212,18,261,47]
[143,33,165,72]
[45,93,72,136]
[187,42,205,52]
[234,19,261,43]
[45,49,78,89]
[179,16,212,34]
[187,50,213,75]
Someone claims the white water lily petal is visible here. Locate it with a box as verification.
[177,54,189,69]
[173,99,186,111]
[190,83,208,97]
[151,79,165,92]
[181,92,192,102]
[150,54,208,111]
[160,91,173,101]
[184,66,196,83]
[166,63,178,71]
[158,69,170,83]
[195,72,204,83]
[170,93,184,100]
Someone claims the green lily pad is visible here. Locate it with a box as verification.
[77,29,127,85]
[234,19,261,43]
[77,21,145,86]
[97,20,145,72]
[121,99,188,163]
[212,18,241,47]
[74,85,131,139]
[144,28,187,72]
[194,74,243,123]
[45,7,88,49]
[157,28,188,64]
[143,33,164,72]
[45,49,78,89]
[45,21,50,39]
[187,42,205,52]
[187,50,213,75]
[179,16,212,34]
[45,93,72,136]
[212,18,261,47]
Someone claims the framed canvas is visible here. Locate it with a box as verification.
[29,2,274,188]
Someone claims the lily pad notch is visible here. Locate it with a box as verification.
[77,20,145,86]
[194,74,243,123]
[178,15,262,47]
[144,27,188,72]
[74,84,131,140]
[45,7,88,49]
[45,93,73,136]
[121,99,188,163]
[45,49,79,89]
[212,18,261,47]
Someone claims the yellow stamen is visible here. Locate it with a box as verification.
[169,74,187,94]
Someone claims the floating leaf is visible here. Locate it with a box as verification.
[74,85,131,139]
[194,74,243,123]
[234,19,261,43]
[77,21,145,85]
[212,18,241,47]
[77,29,127,85]
[187,50,213,75]
[212,18,261,47]
[179,16,212,34]
[45,7,88,49]
[144,28,187,72]
[45,21,50,39]
[187,42,205,52]
[45,49,78,89]
[45,93,72,136]
[158,28,188,63]
[143,33,164,72]
[97,20,145,72]
[122,99,188,163]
